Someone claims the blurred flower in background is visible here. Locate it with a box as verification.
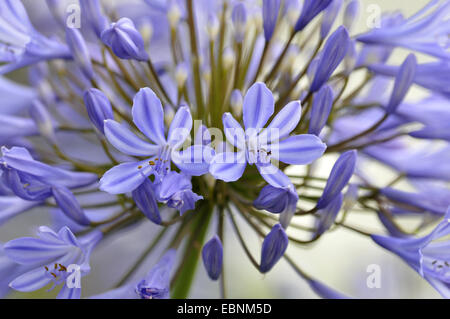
[0,0,449,299]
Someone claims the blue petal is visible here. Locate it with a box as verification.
[104,120,160,156]
[243,82,274,131]
[132,88,167,145]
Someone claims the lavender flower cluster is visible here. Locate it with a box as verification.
[0,0,449,299]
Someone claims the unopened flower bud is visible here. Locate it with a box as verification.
[202,235,223,280]
[260,224,288,273]
[101,18,149,61]
[343,0,360,32]
[66,27,94,79]
[222,47,235,69]
[175,63,188,88]
[83,88,114,134]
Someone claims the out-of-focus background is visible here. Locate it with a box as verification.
[2,0,442,299]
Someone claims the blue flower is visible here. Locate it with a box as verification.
[260,223,288,273]
[209,82,326,188]
[100,87,213,194]
[4,226,102,299]
[372,207,450,298]
[101,18,149,61]
[202,236,223,280]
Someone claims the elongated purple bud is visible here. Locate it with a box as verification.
[263,0,281,41]
[320,0,343,39]
[101,18,149,61]
[315,193,343,235]
[308,85,334,136]
[232,3,247,43]
[66,27,94,79]
[202,235,223,280]
[260,224,288,273]
[343,0,360,32]
[132,179,161,225]
[308,279,350,299]
[29,99,55,143]
[83,88,113,134]
[295,0,332,32]
[79,0,109,38]
[52,186,90,225]
[317,150,357,209]
[311,26,350,92]
[386,54,417,113]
